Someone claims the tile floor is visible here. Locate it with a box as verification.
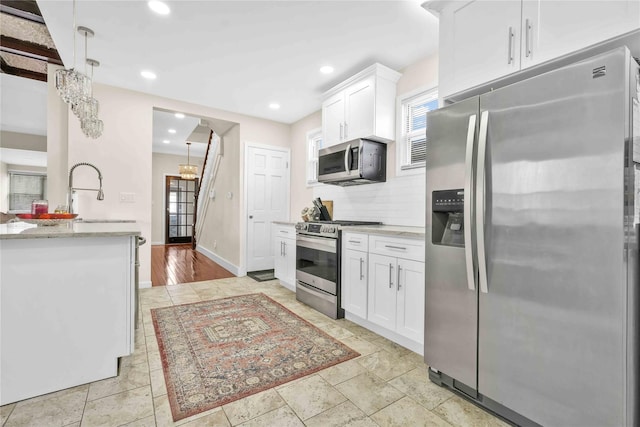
[0,277,509,427]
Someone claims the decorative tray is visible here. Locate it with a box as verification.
[16,213,78,226]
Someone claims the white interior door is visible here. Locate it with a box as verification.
[246,145,290,272]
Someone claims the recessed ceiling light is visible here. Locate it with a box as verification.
[148,1,170,15]
[174,113,185,119]
[269,103,280,110]
[163,139,170,144]
[320,65,334,74]
[140,70,156,80]
[168,129,176,134]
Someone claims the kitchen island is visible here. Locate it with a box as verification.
[0,221,140,405]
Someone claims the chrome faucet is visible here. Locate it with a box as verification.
[68,162,104,214]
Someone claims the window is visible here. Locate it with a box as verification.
[9,171,47,212]
[306,128,323,186]
[399,88,439,171]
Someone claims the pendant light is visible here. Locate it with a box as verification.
[55,0,90,107]
[179,142,198,180]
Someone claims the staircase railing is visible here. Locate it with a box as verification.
[194,131,222,246]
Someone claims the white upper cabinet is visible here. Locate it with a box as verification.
[434,0,640,98]
[444,0,522,97]
[321,64,401,147]
[521,0,640,68]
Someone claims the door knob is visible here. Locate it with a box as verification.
[249,215,253,219]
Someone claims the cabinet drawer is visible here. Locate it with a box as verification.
[273,224,295,240]
[369,234,424,262]
[343,232,368,252]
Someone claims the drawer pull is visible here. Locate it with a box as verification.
[348,240,361,244]
[385,245,407,251]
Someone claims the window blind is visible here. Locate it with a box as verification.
[404,97,438,167]
[9,172,46,212]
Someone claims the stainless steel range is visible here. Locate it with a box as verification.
[295,220,381,319]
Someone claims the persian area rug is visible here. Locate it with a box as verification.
[151,293,360,421]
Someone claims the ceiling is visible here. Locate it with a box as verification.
[36,0,439,125]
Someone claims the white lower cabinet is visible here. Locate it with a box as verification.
[273,224,296,291]
[341,231,425,353]
[342,248,368,318]
[368,254,425,344]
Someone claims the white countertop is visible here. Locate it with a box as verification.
[272,221,297,226]
[341,224,425,238]
[0,221,141,240]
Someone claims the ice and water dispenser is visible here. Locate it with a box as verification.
[432,189,465,246]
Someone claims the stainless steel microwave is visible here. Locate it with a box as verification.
[317,139,386,186]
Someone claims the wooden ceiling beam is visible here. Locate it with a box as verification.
[0,1,44,23]
[0,35,63,65]
[0,56,47,81]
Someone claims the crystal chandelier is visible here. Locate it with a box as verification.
[54,1,103,139]
[55,0,90,109]
[179,142,198,180]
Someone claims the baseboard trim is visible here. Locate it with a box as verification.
[139,280,152,289]
[344,312,423,355]
[196,245,241,276]
[150,241,164,246]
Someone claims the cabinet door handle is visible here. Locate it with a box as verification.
[525,19,532,58]
[389,263,394,288]
[359,257,364,280]
[344,122,348,139]
[385,245,407,251]
[281,241,285,256]
[507,26,514,64]
[340,123,344,140]
[283,241,286,257]
[397,265,402,290]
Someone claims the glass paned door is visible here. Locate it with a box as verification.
[165,176,198,244]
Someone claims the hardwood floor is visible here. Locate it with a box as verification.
[151,244,235,286]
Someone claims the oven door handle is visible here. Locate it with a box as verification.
[296,235,337,253]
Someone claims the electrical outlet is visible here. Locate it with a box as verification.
[119,192,136,203]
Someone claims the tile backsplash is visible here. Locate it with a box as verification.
[313,173,425,227]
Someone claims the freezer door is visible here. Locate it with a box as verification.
[425,96,479,390]
[477,48,632,426]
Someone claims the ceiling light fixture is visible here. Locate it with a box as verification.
[54,0,90,111]
[320,65,334,74]
[70,26,103,139]
[168,128,176,134]
[175,113,185,119]
[148,1,170,15]
[179,142,198,180]
[269,103,280,110]
[140,70,157,80]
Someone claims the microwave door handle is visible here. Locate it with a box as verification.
[344,144,351,175]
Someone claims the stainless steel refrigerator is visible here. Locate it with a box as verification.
[424,47,639,427]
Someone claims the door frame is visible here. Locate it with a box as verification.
[243,141,290,274]
[164,174,199,244]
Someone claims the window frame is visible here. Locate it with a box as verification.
[8,170,47,213]
[306,127,323,187]
[396,86,439,176]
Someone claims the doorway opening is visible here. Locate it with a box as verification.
[165,175,198,244]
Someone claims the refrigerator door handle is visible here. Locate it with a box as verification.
[464,114,477,291]
[476,110,489,294]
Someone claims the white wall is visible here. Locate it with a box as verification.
[48,75,290,284]
[151,152,204,244]
[289,110,321,221]
[0,161,8,212]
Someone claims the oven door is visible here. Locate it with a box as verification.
[295,234,337,294]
